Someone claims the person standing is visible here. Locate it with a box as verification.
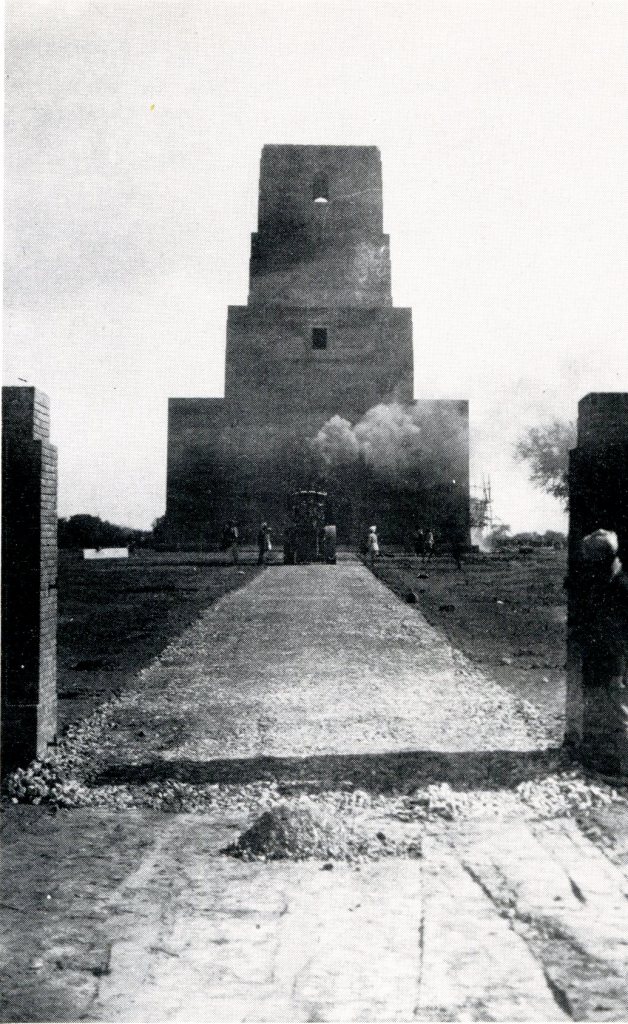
[451,532,464,570]
[257,522,272,565]
[423,529,435,565]
[413,527,425,558]
[576,529,628,775]
[367,525,380,567]
[225,521,239,565]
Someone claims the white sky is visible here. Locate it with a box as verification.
[4,0,628,532]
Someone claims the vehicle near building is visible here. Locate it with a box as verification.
[284,490,337,565]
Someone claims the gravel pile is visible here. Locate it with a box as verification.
[393,774,627,822]
[222,798,421,862]
[515,771,622,817]
[4,759,90,807]
[5,746,627,836]
[396,782,514,821]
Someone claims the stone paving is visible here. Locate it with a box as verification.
[3,561,628,1021]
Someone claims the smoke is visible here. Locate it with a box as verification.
[471,527,492,553]
[312,401,466,486]
[312,413,361,466]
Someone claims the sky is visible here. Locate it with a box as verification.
[4,0,628,532]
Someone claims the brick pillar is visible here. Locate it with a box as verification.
[2,387,58,773]
[566,393,628,773]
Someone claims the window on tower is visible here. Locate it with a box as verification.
[312,328,328,350]
[313,173,329,203]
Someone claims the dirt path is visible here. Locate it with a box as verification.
[3,562,628,1021]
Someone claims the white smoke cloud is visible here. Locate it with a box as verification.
[312,413,360,466]
[354,403,424,477]
[312,401,466,485]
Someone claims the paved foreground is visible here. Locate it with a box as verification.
[2,563,628,1021]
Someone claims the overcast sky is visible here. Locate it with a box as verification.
[5,0,628,532]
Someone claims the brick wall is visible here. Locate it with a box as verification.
[2,387,58,773]
[577,392,628,451]
[225,305,413,416]
[166,395,470,547]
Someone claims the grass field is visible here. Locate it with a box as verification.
[370,548,567,742]
[57,550,263,731]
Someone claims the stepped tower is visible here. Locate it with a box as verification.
[166,145,469,545]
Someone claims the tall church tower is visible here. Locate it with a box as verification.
[166,145,468,545]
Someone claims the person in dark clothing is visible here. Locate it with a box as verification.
[451,533,464,570]
[576,529,628,775]
[224,521,239,565]
[413,528,425,558]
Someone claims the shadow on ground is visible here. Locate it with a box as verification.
[94,747,568,792]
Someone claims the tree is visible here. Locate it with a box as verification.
[58,514,146,549]
[542,529,567,548]
[514,419,576,508]
[510,531,544,547]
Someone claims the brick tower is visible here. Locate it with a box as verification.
[166,145,469,546]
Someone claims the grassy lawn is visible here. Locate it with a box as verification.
[57,550,263,731]
[370,549,567,735]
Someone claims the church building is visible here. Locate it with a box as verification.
[165,145,469,547]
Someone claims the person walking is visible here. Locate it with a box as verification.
[367,525,380,567]
[257,522,272,565]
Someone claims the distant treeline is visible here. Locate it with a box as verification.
[58,515,149,550]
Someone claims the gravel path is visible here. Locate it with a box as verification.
[14,560,624,820]
[75,562,551,772]
[4,562,628,1021]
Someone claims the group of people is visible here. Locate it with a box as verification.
[224,520,467,569]
[221,521,273,565]
[412,527,436,564]
[367,526,460,567]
